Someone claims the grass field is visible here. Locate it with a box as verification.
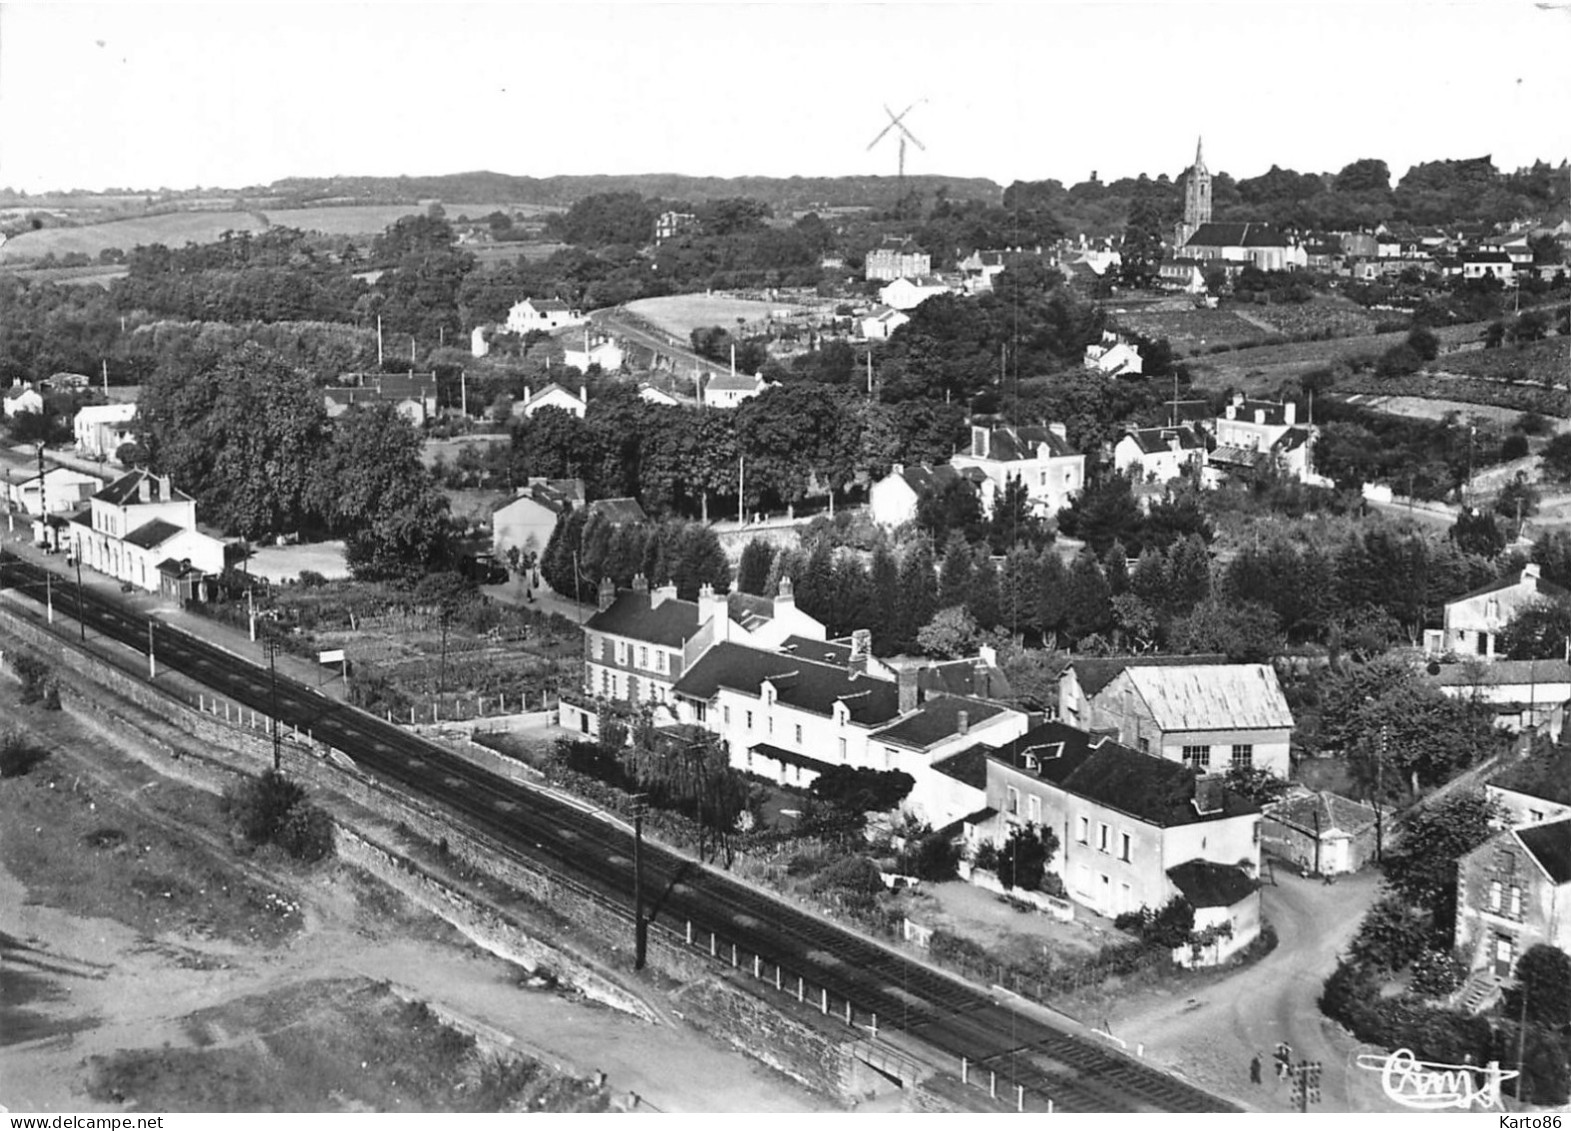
[624,294,812,339]
[1187,322,1486,394]
[1109,307,1278,354]
[0,203,560,263]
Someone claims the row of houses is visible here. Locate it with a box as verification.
[566,571,1299,956]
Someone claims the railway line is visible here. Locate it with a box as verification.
[0,548,1239,1113]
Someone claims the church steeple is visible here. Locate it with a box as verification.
[1175,134,1213,249]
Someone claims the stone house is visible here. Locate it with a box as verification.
[1426,564,1569,661]
[1113,426,1205,485]
[67,469,227,601]
[1261,789,1383,876]
[949,422,1084,520]
[1454,818,1571,987]
[504,298,587,335]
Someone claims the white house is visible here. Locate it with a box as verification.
[865,238,931,282]
[67,469,227,602]
[2,383,44,417]
[637,383,682,406]
[1113,426,1205,484]
[1458,251,1515,285]
[949,423,1085,519]
[703,371,769,409]
[504,298,588,335]
[1426,564,1569,661]
[878,275,951,312]
[471,326,490,358]
[491,478,584,565]
[1485,746,1571,829]
[1083,339,1143,377]
[1429,658,1571,739]
[562,335,624,375]
[73,402,138,460]
[931,722,1262,962]
[6,466,104,517]
[1208,393,1319,484]
[860,306,910,341]
[868,463,977,529]
[515,383,588,420]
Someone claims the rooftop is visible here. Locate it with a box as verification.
[671,641,901,725]
[96,469,193,508]
[1490,746,1571,808]
[1166,860,1259,909]
[585,590,700,649]
[1124,663,1295,732]
[1516,819,1571,885]
[123,518,185,550]
[872,695,1010,750]
[1068,653,1230,699]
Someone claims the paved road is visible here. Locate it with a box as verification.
[1108,865,1397,1113]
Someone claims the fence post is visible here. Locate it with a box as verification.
[844,1000,852,1026]
[775,966,782,991]
[199,694,204,712]
[990,1072,996,1100]
[710,933,716,957]
[820,988,828,1014]
[753,955,760,978]
[1048,1099,1054,1114]
[731,943,737,968]
[961,1057,968,1085]
[685,920,692,945]
[870,1013,877,1039]
[1017,1085,1024,1112]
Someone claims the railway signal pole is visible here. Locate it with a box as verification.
[631,792,647,971]
[147,619,155,679]
[267,635,282,773]
[74,551,85,642]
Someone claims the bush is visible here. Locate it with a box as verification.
[810,854,884,897]
[0,729,50,778]
[1348,895,1434,972]
[11,652,56,706]
[899,832,961,882]
[276,802,335,862]
[1501,433,1530,461]
[297,570,328,588]
[1410,948,1466,998]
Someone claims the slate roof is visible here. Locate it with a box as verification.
[96,469,193,507]
[971,424,1076,461]
[919,657,1014,701]
[671,641,901,725]
[873,695,1009,750]
[1450,567,1570,605]
[727,591,777,633]
[494,483,576,517]
[585,590,701,648]
[750,742,835,776]
[1166,860,1259,908]
[987,722,1258,827]
[1516,818,1571,885]
[1209,445,1265,468]
[528,298,573,312]
[1123,426,1202,456]
[584,497,648,525]
[1123,663,1295,732]
[1266,790,1379,837]
[1185,222,1293,249]
[1068,654,1230,699]
[523,382,584,408]
[1224,398,1298,427]
[892,463,968,494]
[123,518,184,550]
[706,371,766,393]
[781,635,855,665]
[931,744,991,789]
[1433,660,1571,688]
[1490,746,1571,807]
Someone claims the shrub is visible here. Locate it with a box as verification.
[1501,433,1530,461]
[11,652,56,706]
[810,854,884,897]
[276,803,335,862]
[899,832,961,882]
[297,570,328,588]
[1410,948,1466,998]
[223,769,306,845]
[1348,896,1433,972]
[0,729,50,778]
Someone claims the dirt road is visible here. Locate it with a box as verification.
[1108,867,1401,1113]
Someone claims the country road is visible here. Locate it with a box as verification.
[1107,866,1400,1113]
[590,306,726,388]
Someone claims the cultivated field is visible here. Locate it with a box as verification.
[1187,321,1486,394]
[0,203,558,263]
[1110,307,1279,354]
[624,294,811,340]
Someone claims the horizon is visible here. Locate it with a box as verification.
[2,1,1570,197]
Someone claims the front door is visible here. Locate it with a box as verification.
[1494,934,1514,978]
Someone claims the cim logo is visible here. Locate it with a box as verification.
[1355,1049,1519,1112]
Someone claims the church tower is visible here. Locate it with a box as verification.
[1175,136,1213,249]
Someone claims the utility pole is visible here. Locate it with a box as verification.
[632,795,647,970]
[376,315,384,366]
[738,455,745,526]
[147,619,155,679]
[74,552,84,642]
[268,636,282,773]
[45,570,52,624]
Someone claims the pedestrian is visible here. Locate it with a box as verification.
[1250,1054,1262,1086]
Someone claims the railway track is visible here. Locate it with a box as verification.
[0,549,1238,1113]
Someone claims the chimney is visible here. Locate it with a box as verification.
[776,576,796,608]
[631,572,648,595]
[957,709,970,735]
[597,576,616,611]
[699,582,727,642]
[523,385,532,405]
[579,385,588,405]
[137,473,151,502]
[1048,422,1067,441]
[978,643,997,669]
[1524,563,1542,582]
[1254,409,1266,424]
[650,581,677,608]
[972,425,989,458]
[1283,401,1297,425]
[848,628,871,678]
[897,667,919,714]
[1192,773,1226,816]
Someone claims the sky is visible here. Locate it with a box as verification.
[2,0,1570,195]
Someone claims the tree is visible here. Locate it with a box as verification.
[413,571,480,694]
[1382,790,1498,935]
[808,766,915,820]
[1513,944,1571,1028]
[917,606,983,659]
[894,540,939,653]
[1449,507,1506,559]
[994,824,1059,892]
[737,538,774,596]
[1498,597,1571,660]
[325,404,453,581]
[938,534,974,609]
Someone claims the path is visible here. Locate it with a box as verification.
[1106,867,1397,1113]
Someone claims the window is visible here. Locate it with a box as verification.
[693,702,707,723]
[745,710,753,731]
[1138,737,1150,755]
[1253,821,1261,845]
[1077,816,1089,844]
[723,706,731,726]
[1028,795,1041,823]
[767,715,774,735]
[1230,744,1254,770]
[1509,886,1522,918]
[1098,823,1110,853]
[838,738,847,761]
[794,724,803,745]
[600,669,610,696]
[1006,786,1020,815]
[1530,809,1545,824]
[637,646,647,669]
[1489,880,1502,912]
[1119,833,1131,863]
[615,641,627,665]
[1182,745,1210,770]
